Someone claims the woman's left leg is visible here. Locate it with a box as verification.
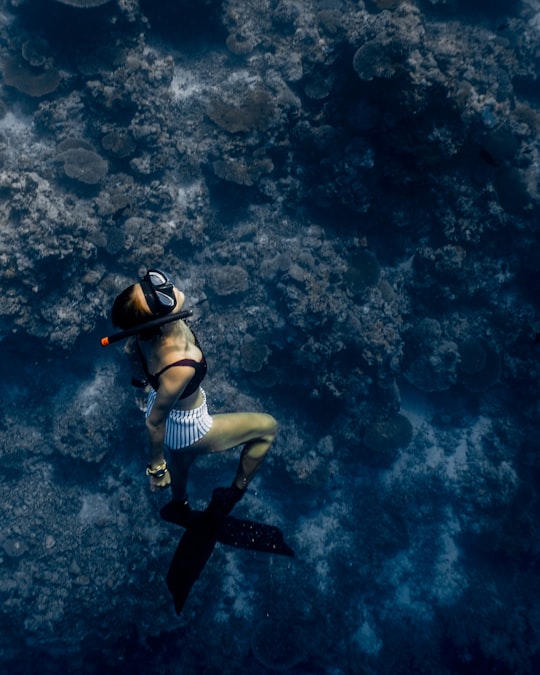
[190,411,278,489]
[232,433,274,489]
[162,411,278,522]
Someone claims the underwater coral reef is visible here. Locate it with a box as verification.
[0,0,539,672]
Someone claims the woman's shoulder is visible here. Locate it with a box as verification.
[156,334,199,366]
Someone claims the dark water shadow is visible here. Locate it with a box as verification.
[139,0,226,50]
[419,0,522,23]
[13,0,122,50]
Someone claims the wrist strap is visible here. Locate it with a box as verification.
[146,461,168,478]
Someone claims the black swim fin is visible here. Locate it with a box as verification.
[165,486,245,615]
[217,516,294,557]
[161,501,294,557]
[164,488,295,614]
[166,506,221,615]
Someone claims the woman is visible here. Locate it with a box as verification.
[111,269,278,522]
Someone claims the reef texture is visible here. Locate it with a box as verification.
[0,0,539,673]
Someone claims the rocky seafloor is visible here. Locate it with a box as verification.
[0,0,539,672]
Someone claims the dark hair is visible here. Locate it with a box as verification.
[111,285,152,329]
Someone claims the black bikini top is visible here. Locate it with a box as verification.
[136,331,207,399]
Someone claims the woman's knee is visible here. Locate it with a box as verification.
[196,412,278,454]
[261,413,279,439]
[248,415,278,457]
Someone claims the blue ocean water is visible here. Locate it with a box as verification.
[0,0,539,673]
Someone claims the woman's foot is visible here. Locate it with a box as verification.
[160,498,193,527]
[207,484,245,518]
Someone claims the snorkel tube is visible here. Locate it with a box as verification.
[100,309,193,346]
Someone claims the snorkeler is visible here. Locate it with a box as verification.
[107,269,278,522]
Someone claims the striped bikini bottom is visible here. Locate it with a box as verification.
[145,388,214,450]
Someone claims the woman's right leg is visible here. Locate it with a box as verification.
[160,449,198,526]
[166,449,197,501]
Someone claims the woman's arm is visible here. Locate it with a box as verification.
[145,366,195,467]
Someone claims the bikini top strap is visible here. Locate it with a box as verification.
[153,359,200,379]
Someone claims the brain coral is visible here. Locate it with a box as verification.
[208,265,249,296]
[353,41,402,81]
[240,338,270,373]
[207,88,277,133]
[101,130,136,158]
